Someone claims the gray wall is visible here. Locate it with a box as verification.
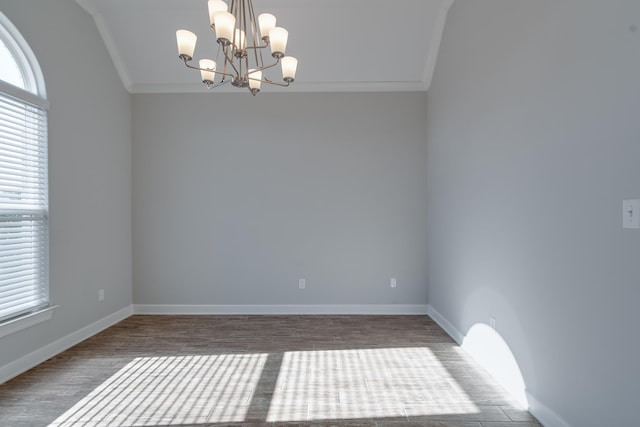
[426,1,640,426]
[5,1,637,424]
[132,92,428,306]
[0,0,132,364]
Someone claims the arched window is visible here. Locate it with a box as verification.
[0,12,49,324]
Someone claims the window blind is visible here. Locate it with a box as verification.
[0,89,48,323]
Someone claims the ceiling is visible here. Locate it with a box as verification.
[75,0,454,94]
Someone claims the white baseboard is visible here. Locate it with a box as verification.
[0,305,132,385]
[527,391,572,427]
[133,304,429,315]
[426,304,464,344]
[427,304,571,427]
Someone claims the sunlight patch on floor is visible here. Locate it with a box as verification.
[48,353,267,427]
[47,347,479,426]
[267,347,478,422]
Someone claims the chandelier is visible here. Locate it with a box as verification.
[175,0,298,95]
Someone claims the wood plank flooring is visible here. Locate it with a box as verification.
[0,315,542,427]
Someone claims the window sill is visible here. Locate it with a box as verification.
[0,306,58,339]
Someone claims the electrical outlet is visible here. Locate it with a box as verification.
[98,289,105,302]
[623,199,640,229]
[390,278,397,288]
[298,279,306,289]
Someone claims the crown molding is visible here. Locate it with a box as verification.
[422,0,455,91]
[75,0,133,92]
[130,80,428,94]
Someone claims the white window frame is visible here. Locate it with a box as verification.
[0,12,53,337]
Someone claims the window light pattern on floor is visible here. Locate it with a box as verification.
[48,354,267,427]
[267,347,478,422]
[48,347,478,426]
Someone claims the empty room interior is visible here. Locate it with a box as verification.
[0,1,639,426]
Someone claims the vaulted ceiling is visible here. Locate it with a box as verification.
[75,0,454,93]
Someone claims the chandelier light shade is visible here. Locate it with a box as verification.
[248,69,262,91]
[176,30,198,59]
[199,59,217,84]
[208,0,228,23]
[268,27,288,57]
[281,56,298,82]
[175,0,299,95]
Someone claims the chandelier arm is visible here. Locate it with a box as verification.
[236,0,244,72]
[244,43,269,50]
[206,80,231,89]
[246,0,264,49]
[182,57,237,79]
[247,0,258,45]
[220,46,242,76]
[249,56,280,74]
[260,79,290,88]
[220,45,230,79]
[241,0,248,44]
[247,74,290,88]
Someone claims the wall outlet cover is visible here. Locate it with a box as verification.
[623,199,640,229]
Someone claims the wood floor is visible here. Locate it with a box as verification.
[0,315,542,427]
